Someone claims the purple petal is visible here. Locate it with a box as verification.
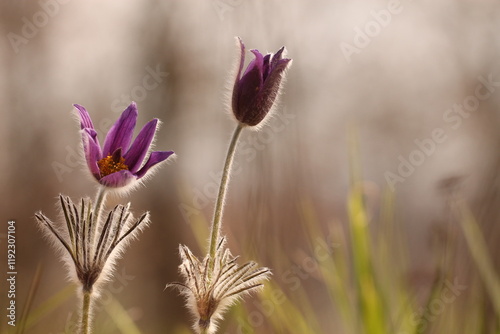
[237,50,265,99]
[249,58,291,123]
[262,54,271,81]
[124,119,158,173]
[232,50,265,124]
[238,62,263,96]
[242,49,264,77]
[232,39,245,121]
[82,128,102,178]
[258,58,291,103]
[235,37,246,82]
[74,104,95,130]
[135,151,174,178]
[102,102,138,156]
[270,46,285,70]
[99,170,136,188]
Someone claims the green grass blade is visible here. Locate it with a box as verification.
[458,202,500,318]
[16,264,43,334]
[24,284,75,330]
[347,126,386,334]
[104,296,142,334]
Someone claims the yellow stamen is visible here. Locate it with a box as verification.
[97,155,128,177]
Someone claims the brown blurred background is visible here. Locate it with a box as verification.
[0,0,499,333]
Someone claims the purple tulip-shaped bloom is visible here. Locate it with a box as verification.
[232,37,292,127]
[74,102,174,188]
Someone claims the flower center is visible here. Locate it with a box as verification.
[97,150,128,177]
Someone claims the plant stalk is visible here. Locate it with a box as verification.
[208,123,244,270]
[80,290,92,334]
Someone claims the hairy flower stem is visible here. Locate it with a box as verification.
[80,291,92,334]
[208,123,244,272]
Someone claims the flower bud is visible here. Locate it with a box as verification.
[232,37,292,127]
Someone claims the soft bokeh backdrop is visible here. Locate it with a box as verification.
[1,0,499,333]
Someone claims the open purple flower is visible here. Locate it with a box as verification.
[232,37,292,127]
[74,102,174,188]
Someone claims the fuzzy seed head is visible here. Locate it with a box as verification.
[35,195,150,296]
[167,238,271,334]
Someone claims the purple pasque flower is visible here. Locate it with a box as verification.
[74,102,174,188]
[232,37,292,127]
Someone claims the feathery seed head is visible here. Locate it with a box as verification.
[167,238,271,334]
[35,195,149,295]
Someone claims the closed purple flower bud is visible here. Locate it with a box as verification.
[74,102,174,189]
[232,37,292,127]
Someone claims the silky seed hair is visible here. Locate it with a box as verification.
[167,238,271,334]
[35,194,150,296]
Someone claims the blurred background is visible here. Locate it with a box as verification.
[0,0,499,333]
